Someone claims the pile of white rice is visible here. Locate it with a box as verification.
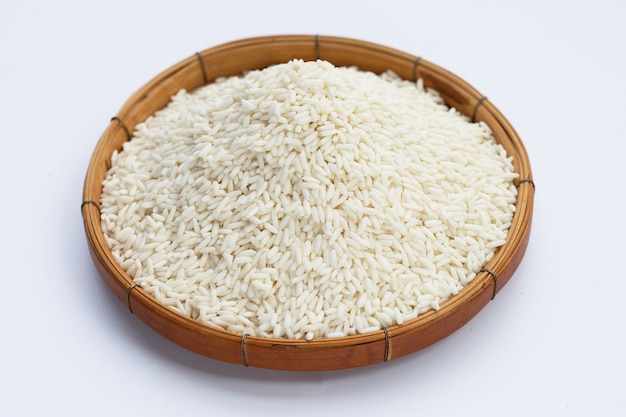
[100,59,517,340]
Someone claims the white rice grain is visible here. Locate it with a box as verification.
[100,59,518,340]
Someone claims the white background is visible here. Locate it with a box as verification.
[2,1,625,416]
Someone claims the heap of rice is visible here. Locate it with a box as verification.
[100,59,518,340]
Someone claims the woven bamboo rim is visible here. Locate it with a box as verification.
[82,35,534,371]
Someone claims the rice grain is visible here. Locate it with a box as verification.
[100,59,518,340]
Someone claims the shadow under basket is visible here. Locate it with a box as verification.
[82,35,534,371]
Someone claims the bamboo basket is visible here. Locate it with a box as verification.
[82,35,534,371]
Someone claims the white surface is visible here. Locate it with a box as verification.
[2,1,625,416]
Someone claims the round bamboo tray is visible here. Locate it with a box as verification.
[82,35,534,371]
